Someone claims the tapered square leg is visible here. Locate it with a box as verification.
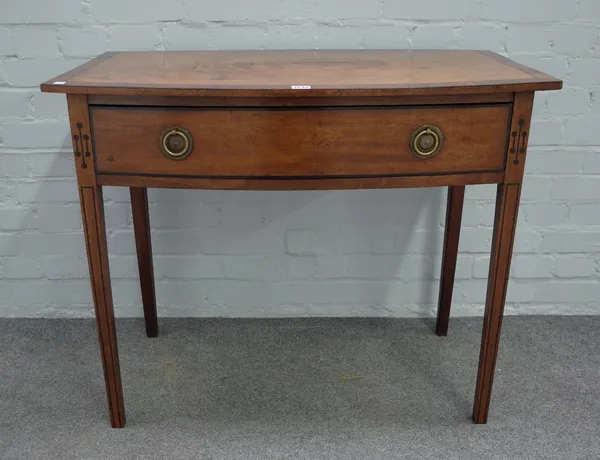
[130,187,158,338]
[80,186,125,428]
[473,183,521,424]
[436,185,465,336]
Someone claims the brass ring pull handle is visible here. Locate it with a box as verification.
[410,125,444,159]
[160,127,193,160]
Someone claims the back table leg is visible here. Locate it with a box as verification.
[130,187,158,338]
[436,185,465,336]
[80,186,126,428]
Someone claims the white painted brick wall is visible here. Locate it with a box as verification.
[1,0,600,318]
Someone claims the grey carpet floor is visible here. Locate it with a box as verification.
[1,316,599,460]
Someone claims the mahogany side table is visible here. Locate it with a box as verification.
[40,50,562,428]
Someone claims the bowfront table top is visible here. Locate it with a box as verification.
[41,50,561,428]
[41,50,561,96]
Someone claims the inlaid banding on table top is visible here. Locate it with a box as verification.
[40,50,563,97]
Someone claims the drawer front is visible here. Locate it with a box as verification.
[91,105,511,178]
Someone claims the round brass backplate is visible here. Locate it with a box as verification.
[160,127,193,160]
[410,125,444,159]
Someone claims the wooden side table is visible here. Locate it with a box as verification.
[41,50,562,428]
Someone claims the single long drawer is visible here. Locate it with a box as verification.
[90,104,511,178]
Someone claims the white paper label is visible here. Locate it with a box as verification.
[53,81,67,85]
[291,85,311,89]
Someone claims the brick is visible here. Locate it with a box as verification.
[363,24,411,49]
[269,228,319,256]
[371,229,443,254]
[527,119,562,146]
[0,234,19,256]
[11,28,59,58]
[554,256,596,278]
[106,231,135,255]
[91,0,185,22]
[552,25,599,56]
[155,256,224,279]
[41,256,88,279]
[568,59,600,87]
[107,255,139,279]
[1,121,71,149]
[479,202,497,227]
[104,204,130,230]
[458,228,491,253]
[264,25,318,50]
[0,90,30,118]
[14,180,78,203]
[524,203,568,226]
[2,59,87,87]
[108,25,162,51]
[316,26,364,49]
[204,227,285,255]
[579,0,600,17]
[37,205,81,232]
[412,24,460,49]
[458,24,505,52]
[513,228,543,253]
[431,255,472,280]
[0,28,11,56]
[27,153,75,177]
[162,24,214,51]
[0,208,37,230]
[520,177,554,201]
[511,255,553,279]
[18,233,85,257]
[284,256,316,279]
[0,154,28,177]
[506,26,551,54]
[288,228,372,256]
[551,177,600,200]
[0,0,89,24]
[30,92,68,119]
[212,26,268,50]
[391,0,478,19]
[546,90,590,115]
[149,203,220,228]
[465,184,497,200]
[222,255,284,281]
[584,152,600,173]
[149,230,203,255]
[59,28,110,58]
[533,282,600,303]
[564,115,600,146]
[472,257,491,279]
[569,204,600,225]
[1,257,42,279]
[531,149,584,174]
[481,0,577,22]
[458,200,483,227]
[454,280,535,303]
[542,232,600,253]
[0,183,11,202]
[7,280,92,306]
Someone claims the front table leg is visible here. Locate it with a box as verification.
[473,183,521,424]
[79,186,126,428]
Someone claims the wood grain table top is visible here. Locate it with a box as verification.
[40,50,562,97]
